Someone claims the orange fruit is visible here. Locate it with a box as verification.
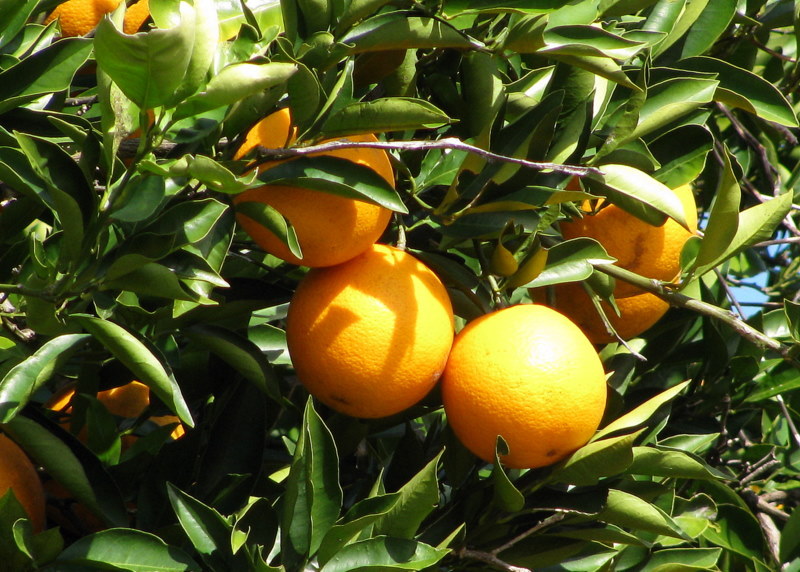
[560,183,697,298]
[233,108,395,267]
[533,281,670,344]
[0,433,47,532]
[46,380,185,445]
[44,0,150,37]
[286,243,454,418]
[441,304,607,469]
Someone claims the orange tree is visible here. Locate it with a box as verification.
[0,0,799,570]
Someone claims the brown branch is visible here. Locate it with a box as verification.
[253,137,602,177]
[594,264,798,363]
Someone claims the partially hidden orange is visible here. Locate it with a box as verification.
[286,243,454,418]
[44,0,150,37]
[560,182,698,298]
[46,380,184,446]
[0,433,47,532]
[233,108,395,267]
[441,304,607,469]
[533,281,670,344]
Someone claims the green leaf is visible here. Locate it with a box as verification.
[234,200,303,260]
[373,451,442,539]
[780,499,800,562]
[3,415,129,529]
[593,381,690,441]
[690,190,793,278]
[73,316,194,428]
[174,62,297,120]
[320,536,449,572]
[320,98,452,137]
[631,78,719,140]
[0,334,90,423]
[701,504,766,560]
[679,0,736,59]
[94,0,218,109]
[525,238,616,288]
[167,483,234,570]
[785,300,800,343]
[318,493,402,566]
[597,489,688,539]
[586,163,689,227]
[184,324,281,401]
[679,57,799,127]
[627,447,731,480]
[641,547,722,571]
[0,39,93,114]
[281,398,343,568]
[254,155,407,213]
[492,437,525,512]
[689,148,740,271]
[551,431,640,486]
[56,529,200,571]
[341,13,480,52]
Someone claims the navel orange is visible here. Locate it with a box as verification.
[441,304,607,469]
[233,108,395,267]
[286,243,454,418]
[560,183,697,298]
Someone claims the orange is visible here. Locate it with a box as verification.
[44,0,150,37]
[533,281,670,344]
[441,304,607,469]
[0,433,47,533]
[233,108,395,267]
[46,380,185,445]
[560,183,697,298]
[286,243,454,418]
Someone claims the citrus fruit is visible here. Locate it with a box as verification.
[286,243,454,418]
[533,281,670,344]
[44,0,150,37]
[441,304,607,469]
[46,380,185,446]
[233,108,395,267]
[560,183,697,298]
[0,433,47,532]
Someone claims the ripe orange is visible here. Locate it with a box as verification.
[286,243,454,418]
[533,281,670,344]
[441,304,607,469]
[46,380,185,445]
[44,0,150,37]
[233,108,395,267]
[560,183,697,298]
[0,433,47,533]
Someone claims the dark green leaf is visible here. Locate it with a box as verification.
[593,381,690,441]
[551,431,640,486]
[342,13,480,52]
[254,155,407,212]
[56,529,201,571]
[184,324,281,401]
[597,489,688,539]
[320,98,452,136]
[320,536,448,572]
[167,483,233,570]
[0,334,89,423]
[525,238,616,288]
[73,315,194,427]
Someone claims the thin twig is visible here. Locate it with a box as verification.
[253,137,602,177]
[594,264,800,365]
[714,268,746,318]
[776,394,800,449]
[456,549,531,572]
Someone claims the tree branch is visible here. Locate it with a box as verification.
[253,137,602,177]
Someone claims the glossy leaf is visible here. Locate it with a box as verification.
[551,431,640,486]
[597,489,688,539]
[320,536,448,572]
[56,529,200,571]
[525,238,616,288]
[0,334,89,423]
[254,155,407,213]
[320,98,452,136]
[281,399,342,568]
[342,13,480,52]
[73,315,194,427]
[167,483,234,570]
